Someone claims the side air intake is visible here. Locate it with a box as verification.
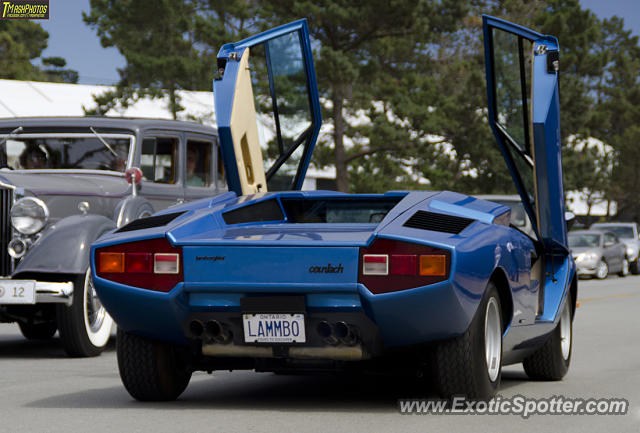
[116,211,186,233]
[403,210,474,234]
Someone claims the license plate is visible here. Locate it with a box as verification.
[0,280,36,304]
[242,313,306,343]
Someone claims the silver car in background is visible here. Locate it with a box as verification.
[569,230,628,279]
[590,222,640,274]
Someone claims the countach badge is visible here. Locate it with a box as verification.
[308,263,344,274]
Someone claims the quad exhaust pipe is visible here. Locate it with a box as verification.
[316,320,359,346]
[205,320,231,343]
[189,320,204,338]
[188,319,231,343]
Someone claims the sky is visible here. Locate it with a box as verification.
[38,1,640,86]
[40,0,125,85]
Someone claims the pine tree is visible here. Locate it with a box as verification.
[0,21,77,83]
[84,0,258,118]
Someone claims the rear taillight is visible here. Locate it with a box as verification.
[359,238,450,294]
[363,254,388,275]
[95,238,183,292]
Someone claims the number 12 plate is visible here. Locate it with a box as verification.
[0,280,36,304]
[243,313,306,343]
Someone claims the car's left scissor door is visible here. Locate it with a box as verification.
[213,19,321,196]
[483,16,567,253]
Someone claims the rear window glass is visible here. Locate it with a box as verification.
[281,197,402,223]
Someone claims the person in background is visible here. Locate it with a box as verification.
[186,146,205,186]
[110,155,127,172]
[19,144,47,169]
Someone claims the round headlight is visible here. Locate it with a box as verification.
[10,197,49,235]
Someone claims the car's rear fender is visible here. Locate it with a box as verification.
[360,225,536,348]
[113,195,154,227]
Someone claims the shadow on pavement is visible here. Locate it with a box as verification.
[26,368,530,412]
[0,334,116,359]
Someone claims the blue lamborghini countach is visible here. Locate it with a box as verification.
[91,16,577,401]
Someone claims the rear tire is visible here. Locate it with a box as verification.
[18,321,57,340]
[117,328,192,401]
[523,295,572,380]
[630,259,640,275]
[56,269,114,357]
[430,283,503,399]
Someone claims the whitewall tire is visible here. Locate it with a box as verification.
[56,268,114,357]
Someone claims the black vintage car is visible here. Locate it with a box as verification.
[0,117,225,356]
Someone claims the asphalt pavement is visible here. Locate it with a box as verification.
[1,275,639,432]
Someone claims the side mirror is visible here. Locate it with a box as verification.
[125,167,143,197]
[565,211,576,231]
[604,241,615,248]
[125,167,143,185]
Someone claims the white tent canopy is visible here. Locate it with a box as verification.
[0,79,334,190]
[0,79,216,125]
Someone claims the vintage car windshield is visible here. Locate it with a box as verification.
[568,234,600,248]
[593,226,634,239]
[2,134,132,171]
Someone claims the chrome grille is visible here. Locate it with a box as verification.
[0,187,13,276]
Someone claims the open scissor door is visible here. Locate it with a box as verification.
[483,15,567,253]
[213,19,321,195]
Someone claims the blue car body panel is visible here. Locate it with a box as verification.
[91,17,576,366]
[91,190,562,356]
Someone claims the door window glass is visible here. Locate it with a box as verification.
[604,233,616,246]
[140,137,178,184]
[216,146,226,189]
[492,29,535,200]
[186,140,212,187]
[248,30,315,190]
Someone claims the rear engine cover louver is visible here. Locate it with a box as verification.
[403,210,474,234]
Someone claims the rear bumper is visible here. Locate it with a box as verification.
[92,273,480,353]
[185,310,382,361]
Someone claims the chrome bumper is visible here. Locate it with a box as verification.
[0,280,74,306]
[35,281,74,305]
